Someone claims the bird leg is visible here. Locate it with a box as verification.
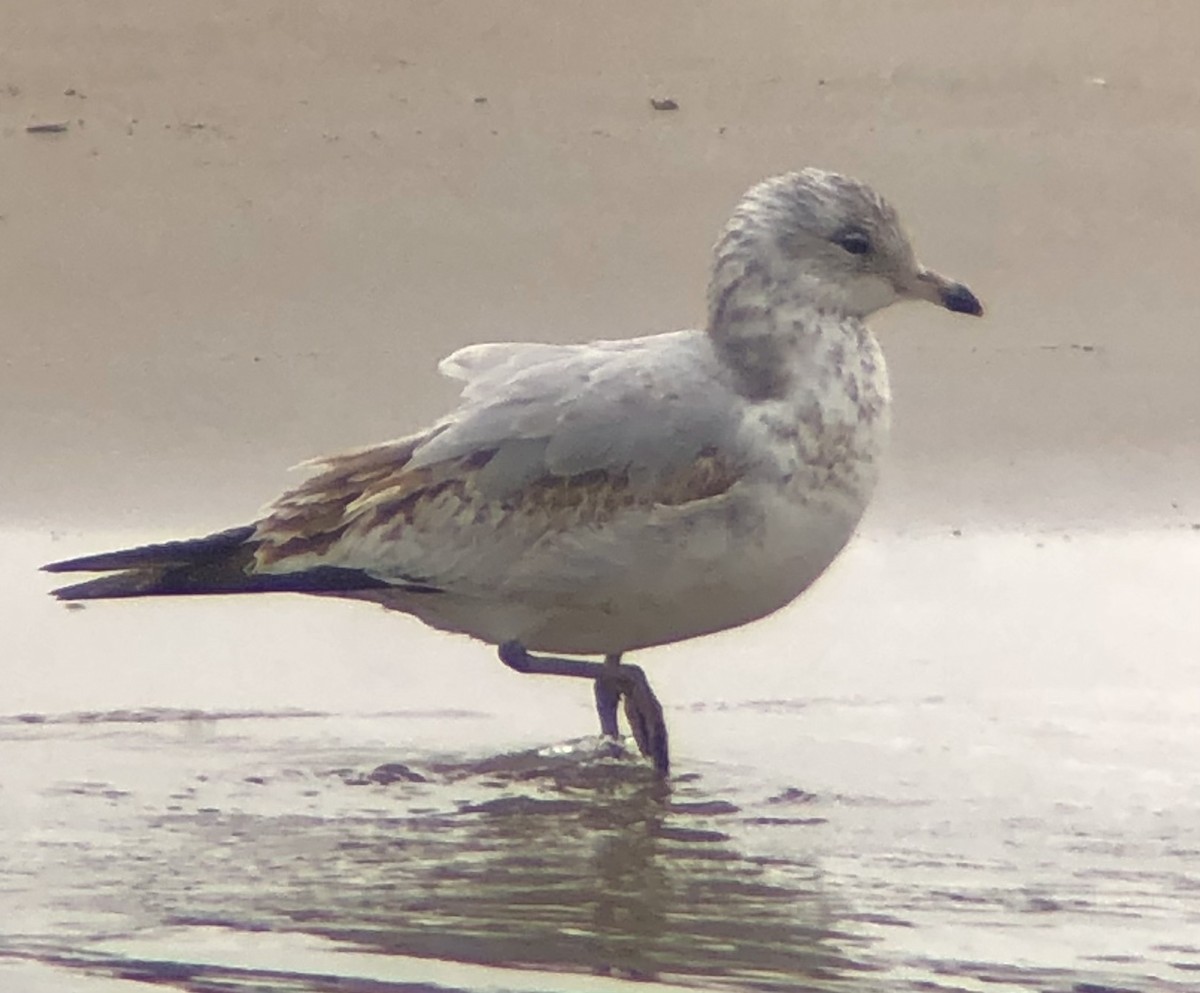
[594,655,622,739]
[498,641,670,775]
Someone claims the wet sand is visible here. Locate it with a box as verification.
[5,529,1200,991]
[4,2,1200,991]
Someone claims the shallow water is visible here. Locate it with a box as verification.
[3,529,1199,991]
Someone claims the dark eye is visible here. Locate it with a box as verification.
[835,228,872,256]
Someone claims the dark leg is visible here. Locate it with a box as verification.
[619,662,669,774]
[594,654,622,739]
[498,641,670,775]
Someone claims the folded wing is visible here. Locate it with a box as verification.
[253,330,746,594]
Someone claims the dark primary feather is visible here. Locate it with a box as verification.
[43,525,257,574]
[43,524,395,601]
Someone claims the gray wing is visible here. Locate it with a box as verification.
[253,329,747,584]
[411,329,741,497]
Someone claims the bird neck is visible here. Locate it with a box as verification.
[706,263,861,402]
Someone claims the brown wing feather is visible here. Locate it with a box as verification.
[254,440,742,571]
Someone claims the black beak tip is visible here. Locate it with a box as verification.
[941,282,984,317]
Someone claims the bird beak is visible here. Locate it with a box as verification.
[909,266,984,316]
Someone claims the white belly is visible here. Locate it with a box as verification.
[375,471,873,655]
[531,490,866,653]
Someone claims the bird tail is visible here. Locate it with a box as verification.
[43,524,389,600]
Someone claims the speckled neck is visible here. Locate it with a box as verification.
[706,228,842,401]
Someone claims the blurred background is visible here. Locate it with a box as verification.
[3,1,1198,534]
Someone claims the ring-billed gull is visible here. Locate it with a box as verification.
[44,168,982,775]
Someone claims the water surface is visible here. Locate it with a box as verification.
[3,529,1198,991]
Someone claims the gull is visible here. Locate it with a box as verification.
[44,168,982,775]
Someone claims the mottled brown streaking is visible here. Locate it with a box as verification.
[254,441,743,568]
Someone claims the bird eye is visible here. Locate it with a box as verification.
[835,228,872,256]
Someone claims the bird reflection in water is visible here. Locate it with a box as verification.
[265,746,858,988]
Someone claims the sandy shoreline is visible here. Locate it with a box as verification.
[3,1,1199,533]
